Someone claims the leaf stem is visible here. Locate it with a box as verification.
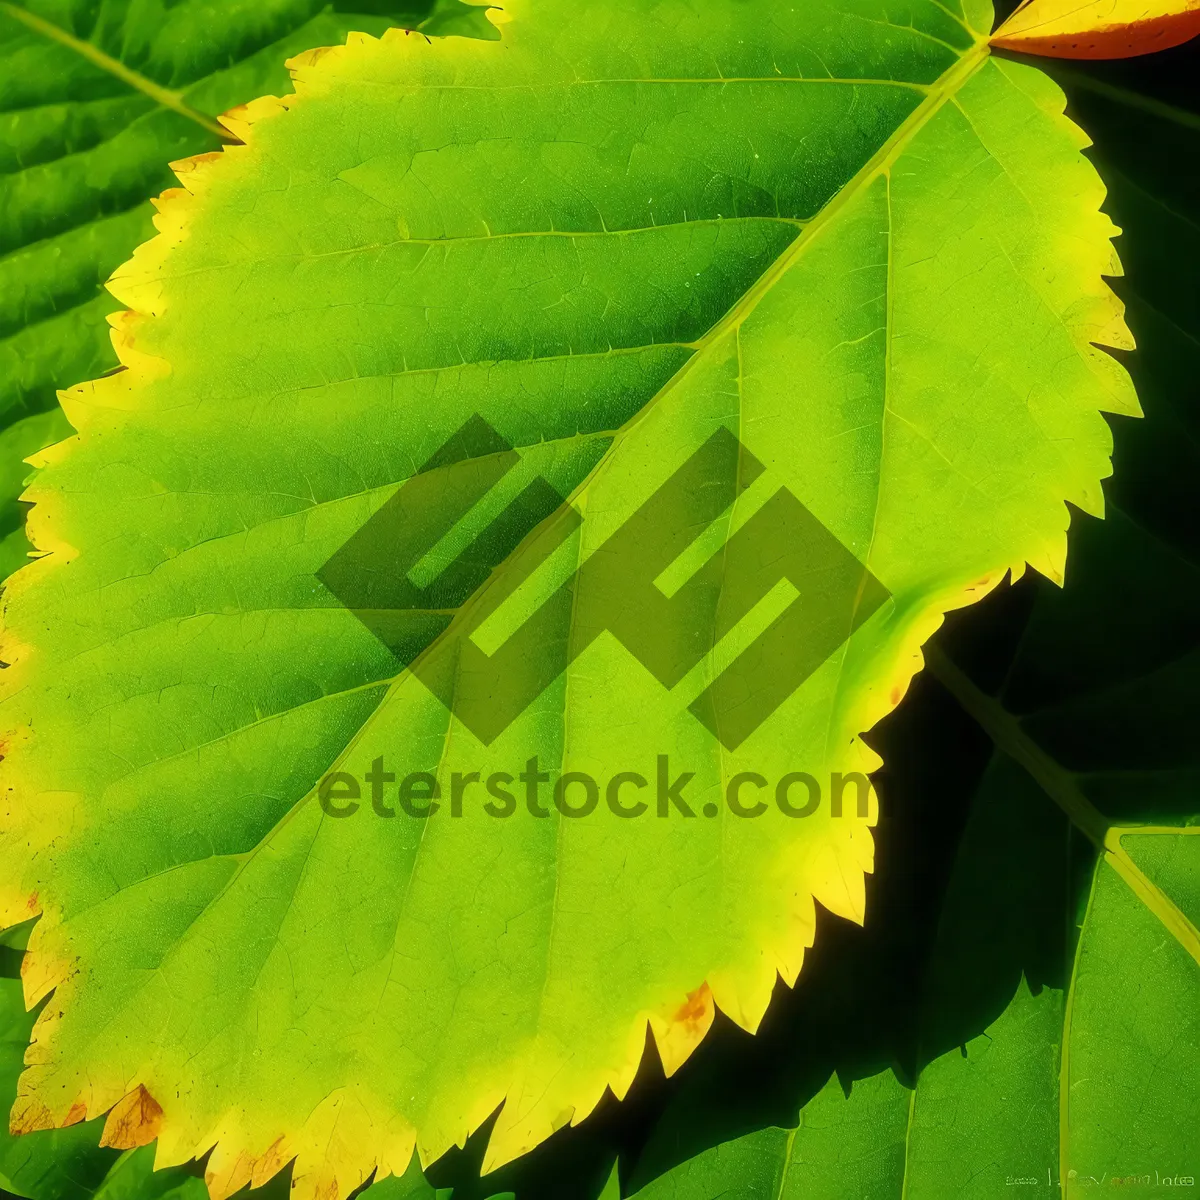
[1105,833,1200,968]
[924,642,1200,968]
[0,1,230,141]
[922,642,1109,846]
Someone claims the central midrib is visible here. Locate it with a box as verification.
[220,34,999,894]
[390,34,995,682]
[609,35,993,447]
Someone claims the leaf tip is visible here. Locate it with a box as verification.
[99,1084,163,1150]
[651,982,716,1077]
[8,1094,56,1137]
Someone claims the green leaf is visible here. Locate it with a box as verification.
[87,1145,208,1200]
[627,903,1192,1200]
[360,1153,453,1200]
[0,1,1139,1197]
[0,0,494,581]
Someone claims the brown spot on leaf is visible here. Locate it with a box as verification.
[152,187,189,211]
[9,1096,55,1135]
[26,891,38,912]
[654,981,715,1076]
[100,1084,162,1149]
[253,1138,291,1187]
[313,1176,340,1200]
[63,1101,88,1127]
[672,982,712,1038]
[176,150,223,172]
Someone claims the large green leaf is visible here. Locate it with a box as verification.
[0,0,493,581]
[0,0,1138,1197]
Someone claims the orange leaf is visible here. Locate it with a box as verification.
[992,0,1200,57]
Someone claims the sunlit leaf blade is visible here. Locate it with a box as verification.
[992,0,1200,58]
[0,0,1138,1195]
[0,0,492,581]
